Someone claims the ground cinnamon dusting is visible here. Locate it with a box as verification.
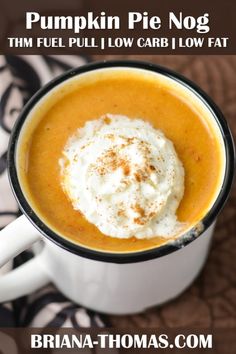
[134,172,142,182]
[95,144,132,177]
[133,218,146,225]
[103,116,111,124]
[117,209,125,217]
[133,203,145,217]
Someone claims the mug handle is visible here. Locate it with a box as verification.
[0,215,50,303]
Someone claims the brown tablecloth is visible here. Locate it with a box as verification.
[91,55,236,328]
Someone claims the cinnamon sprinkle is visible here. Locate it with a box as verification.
[95,148,132,177]
[133,203,145,217]
[103,116,111,124]
[133,218,146,225]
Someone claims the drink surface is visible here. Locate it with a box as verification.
[17,68,225,253]
[60,114,185,239]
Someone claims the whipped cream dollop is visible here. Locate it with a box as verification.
[59,115,185,239]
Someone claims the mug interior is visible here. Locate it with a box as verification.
[8,60,235,263]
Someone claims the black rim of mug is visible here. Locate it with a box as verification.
[7,60,235,264]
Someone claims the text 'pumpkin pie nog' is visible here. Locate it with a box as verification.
[17,67,225,253]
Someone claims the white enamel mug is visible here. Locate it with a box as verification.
[0,61,234,315]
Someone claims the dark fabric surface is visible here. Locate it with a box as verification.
[0,54,235,329]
